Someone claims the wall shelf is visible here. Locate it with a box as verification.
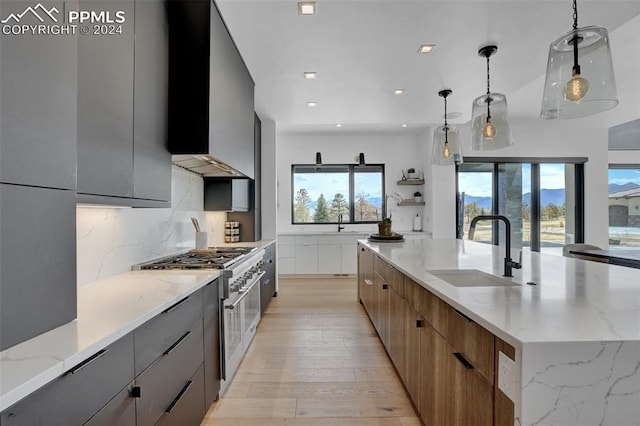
[398,201,425,206]
[397,179,425,185]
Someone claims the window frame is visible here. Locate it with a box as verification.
[290,163,386,225]
[455,157,586,252]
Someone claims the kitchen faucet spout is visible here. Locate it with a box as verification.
[468,215,522,277]
[338,214,345,232]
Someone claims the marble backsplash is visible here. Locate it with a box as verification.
[76,166,226,286]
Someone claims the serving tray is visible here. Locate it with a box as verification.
[368,233,405,242]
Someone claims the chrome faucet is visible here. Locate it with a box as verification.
[338,213,345,232]
[468,215,522,277]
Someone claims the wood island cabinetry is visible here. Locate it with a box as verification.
[357,243,513,426]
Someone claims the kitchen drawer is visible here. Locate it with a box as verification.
[418,287,448,338]
[374,255,387,277]
[278,236,296,245]
[386,263,404,294]
[278,244,295,258]
[318,235,360,245]
[83,383,136,426]
[134,289,203,375]
[403,276,421,312]
[1,333,134,426]
[155,363,206,426]
[135,319,204,426]
[295,235,318,246]
[446,305,495,384]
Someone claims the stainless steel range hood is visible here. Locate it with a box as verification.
[172,155,247,177]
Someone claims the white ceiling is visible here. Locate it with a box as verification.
[216,0,640,133]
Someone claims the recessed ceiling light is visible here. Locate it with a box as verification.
[298,2,316,15]
[336,124,342,128]
[418,44,435,54]
[402,124,408,128]
[304,72,317,79]
[394,89,405,95]
[307,101,317,107]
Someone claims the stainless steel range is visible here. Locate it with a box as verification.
[136,246,265,394]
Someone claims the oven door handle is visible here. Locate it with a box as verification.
[225,272,265,310]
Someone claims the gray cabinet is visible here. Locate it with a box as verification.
[77,0,171,207]
[155,364,206,426]
[83,384,136,426]
[204,178,251,212]
[260,242,276,316]
[133,290,203,375]
[0,333,134,426]
[0,184,76,350]
[167,0,255,178]
[133,0,171,202]
[203,280,221,407]
[77,0,135,199]
[135,319,204,426]
[0,0,78,190]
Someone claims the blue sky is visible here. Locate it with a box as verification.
[459,164,567,197]
[609,168,640,186]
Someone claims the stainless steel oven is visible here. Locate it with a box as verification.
[219,249,264,394]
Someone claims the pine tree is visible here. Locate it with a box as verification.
[294,188,312,222]
[330,193,349,221]
[313,194,331,222]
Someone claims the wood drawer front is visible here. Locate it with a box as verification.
[386,264,404,294]
[373,255,386,277]
[135,319,204,426]
[1,333,134,426]
[83,383,136,426]
[418,288,449,339]
[446,306,495,384]
[134,289,203,375]
[155,363,206,426]
[403,277,421,312]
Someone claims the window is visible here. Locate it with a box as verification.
[457,158,585,254]
[291,164,385,224]
[608,165,640,247]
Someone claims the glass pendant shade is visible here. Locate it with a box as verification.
[471,93,513,151]
[540,25,617,119]
[432,125,463,166]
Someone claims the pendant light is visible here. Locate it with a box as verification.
[471,45,513,151]
[540,0,617,119]
[432,89,463,166]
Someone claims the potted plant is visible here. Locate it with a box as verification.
[414,191,422,203]
[406,168,417,179]
[378,216,392,236]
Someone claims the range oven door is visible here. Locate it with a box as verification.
[242,272,264,352]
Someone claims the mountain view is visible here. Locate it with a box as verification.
[608,182,640,193]
[464,188,565,208]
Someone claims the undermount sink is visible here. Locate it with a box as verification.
[427,269,521,287]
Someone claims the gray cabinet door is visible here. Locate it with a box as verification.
[155,364,206,426]
[0,0,77,190]
[203,280,220,407]
[0,184,76,350]
[133,0,171,202]
[135,319,204,426]
[77,0,135,198]
[209,2,255,178]
[1,333,134,426]
[83,383,136,426]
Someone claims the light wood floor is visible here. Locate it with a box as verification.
[202,277,421,426]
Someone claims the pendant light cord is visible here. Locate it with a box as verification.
[486,55,492,121]
[571,0,580,74]
[443,95,449,144]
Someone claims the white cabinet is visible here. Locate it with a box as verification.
[295,236,319,274]
[278,234,366,275]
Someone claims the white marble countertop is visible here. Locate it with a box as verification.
[0,269,220,411]
[361,238,640,346]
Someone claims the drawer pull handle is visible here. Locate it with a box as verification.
[382,283,389,290]
[364,279,374,286]
[416,319,424,328]
[164,331,191,355]
[163,296,189,314]
[165,380,193,413]
[453,352,475,370]
[454,309,474,323]
[131,386,142,398]
[68,349,108,375]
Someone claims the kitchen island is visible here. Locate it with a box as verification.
[359,238,640,425]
